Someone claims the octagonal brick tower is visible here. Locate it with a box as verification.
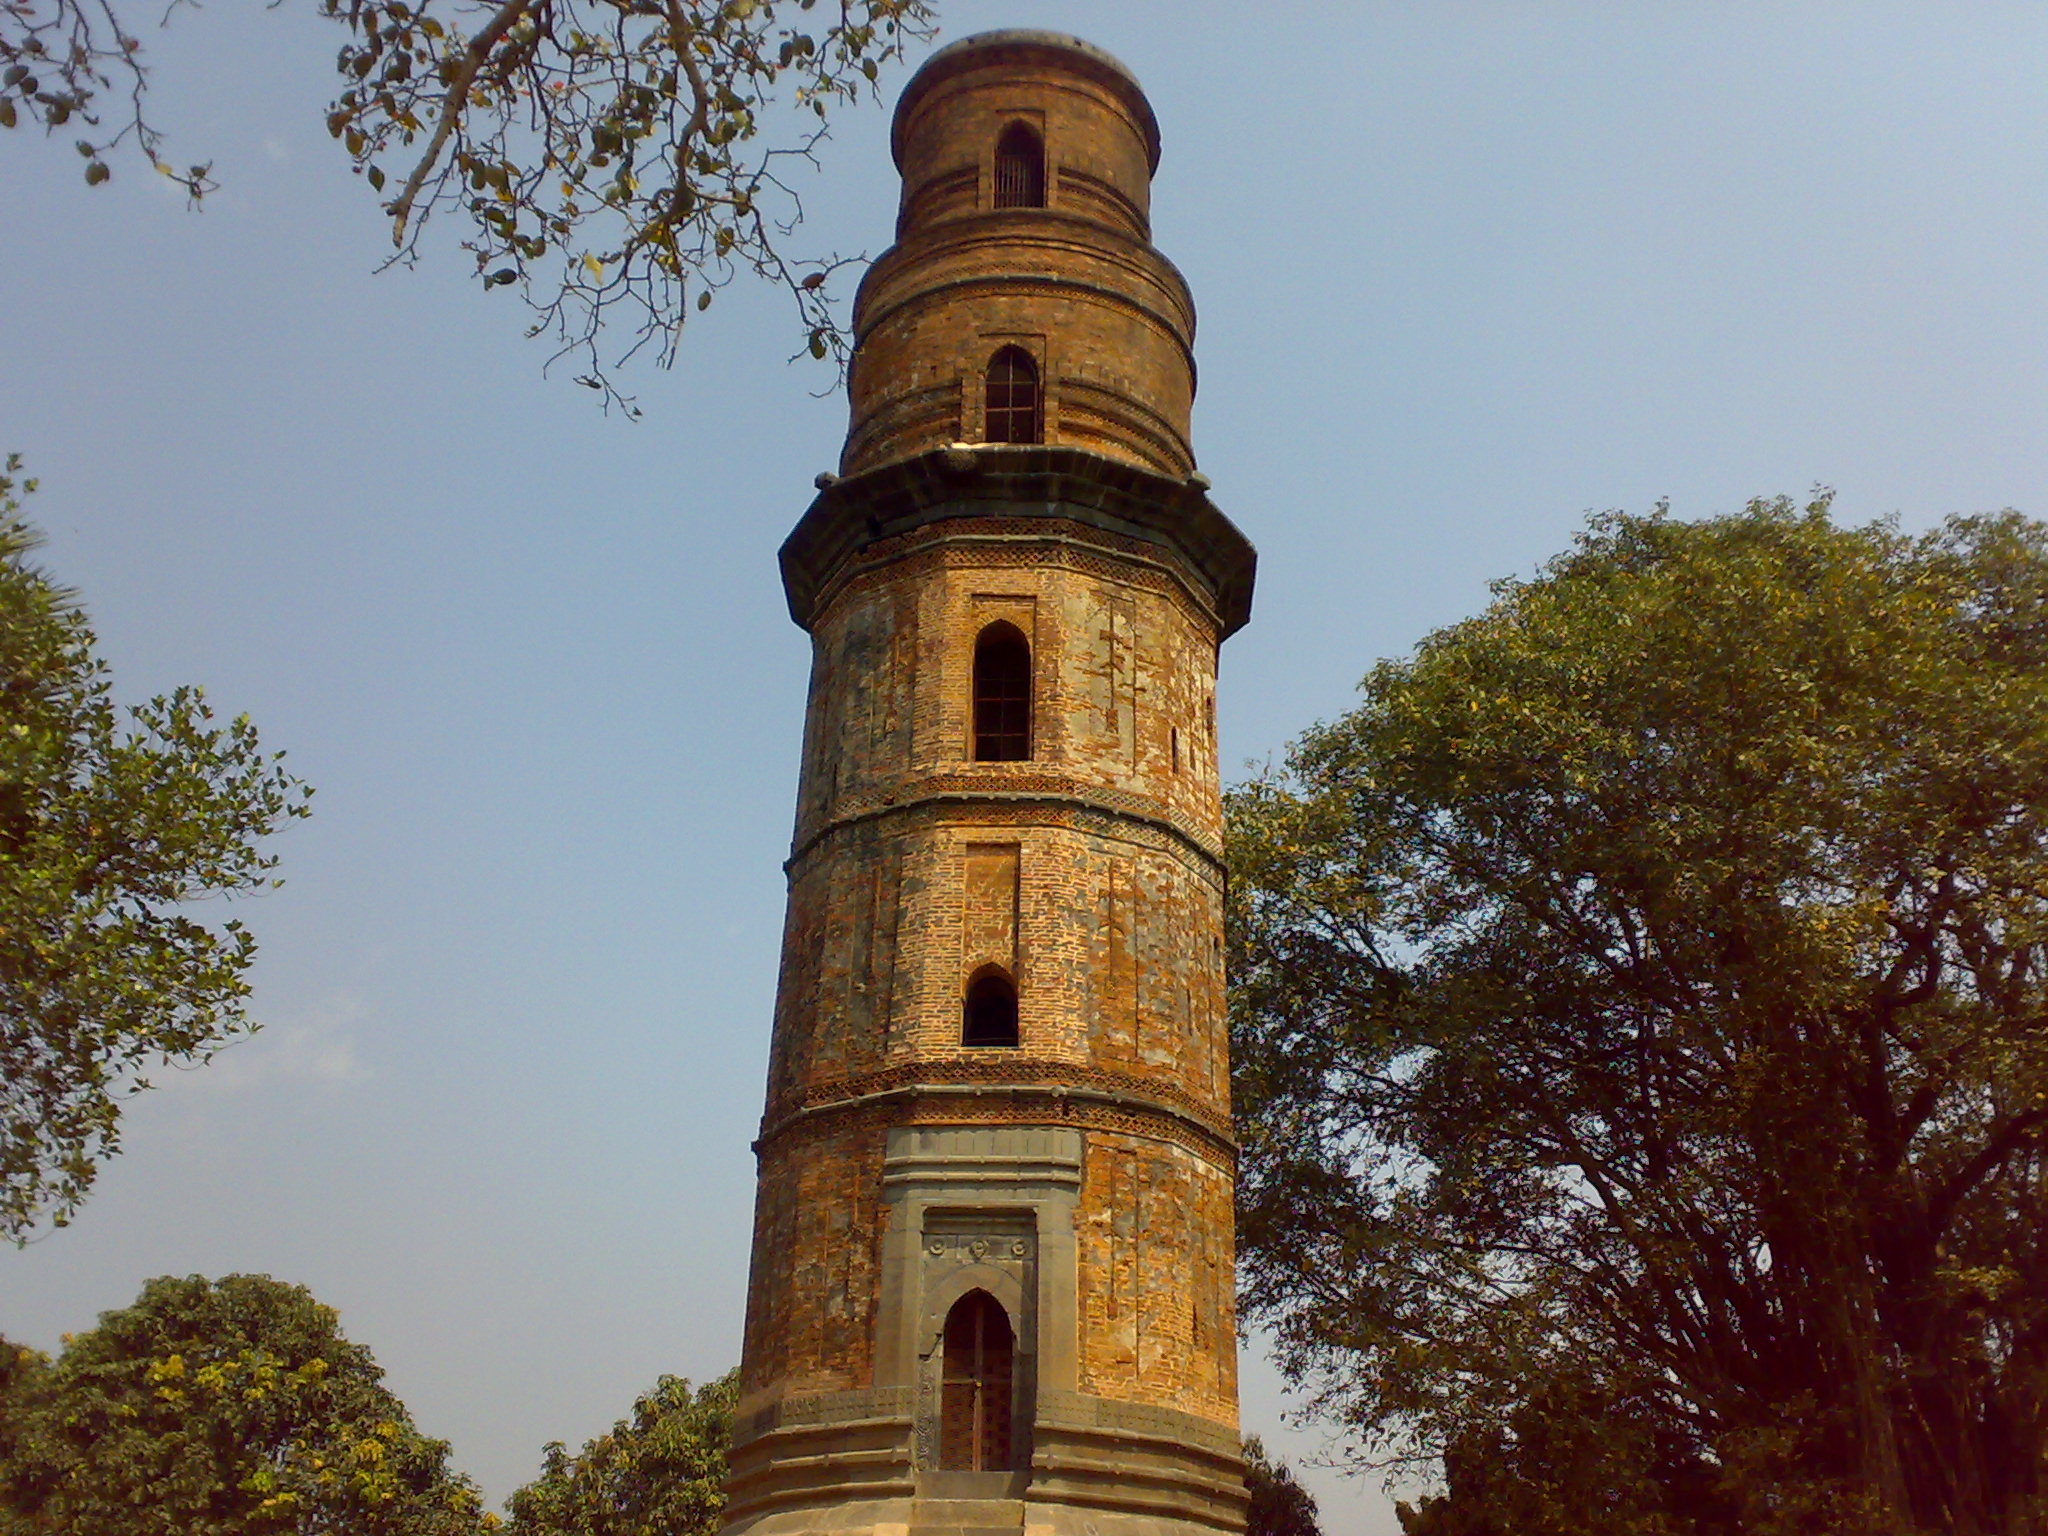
[725,32,1256,1536]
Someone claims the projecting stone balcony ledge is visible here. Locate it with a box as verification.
[782,446,1256,639]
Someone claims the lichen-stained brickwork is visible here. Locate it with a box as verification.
[1077,1133,1238,1421]
[740,1118,889,1398]
[749,512,1242,1442]
[771,525,1228,1105]
[768,816,1229,1122]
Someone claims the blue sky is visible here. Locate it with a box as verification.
[4,4,2045,1531]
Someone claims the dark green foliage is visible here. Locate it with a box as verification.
[1243,1435,1321,1536]
[504,1369,737,1536]
[1229,499,2048,1535]
[0,1273,493,1533]
[0,456,311,1239]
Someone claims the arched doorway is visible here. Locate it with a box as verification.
[939,1289,1014,1471]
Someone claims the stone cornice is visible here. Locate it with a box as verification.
[780,445,1256,638]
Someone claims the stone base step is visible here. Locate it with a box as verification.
[906,1496,1026,1536]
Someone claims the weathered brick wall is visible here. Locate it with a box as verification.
[740,1118,890,1399]
[768,816,1229,1123]
[791,522,1225,848]
[777,527,1228,1096]
[1076,1133,1238,1421]
[891,40,1156,239]
[747,516,1239,1427]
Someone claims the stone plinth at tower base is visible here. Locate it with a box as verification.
[724,1392,1248,1536]
[723,1409,1247,1536]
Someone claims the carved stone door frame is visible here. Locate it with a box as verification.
[875,1124,1083,1483]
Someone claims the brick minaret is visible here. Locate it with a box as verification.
[725,31,1256,1536]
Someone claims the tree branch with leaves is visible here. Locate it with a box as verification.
[4,0,935,409]
[0,0,214,197]
[325,0,934,411]
[0,458,312,1242]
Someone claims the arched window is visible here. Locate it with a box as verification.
[972,621,1032,761]
[992,122,1045,209]
[983,347,1041,446]
[963,965,1019,1048]
[940,1290,1015,1471]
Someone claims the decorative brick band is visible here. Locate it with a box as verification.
[734,1386,917,1447]
[787,788,1226,882]
[860,219,1195,332]
[767,1053,1232,1137]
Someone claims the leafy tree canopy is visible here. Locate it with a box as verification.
[504,1368,737,1536]
[0,0,935,409]
[0,1272,495,1533]
[0,458,311,1241]
[1243,1435,1322,1536]
[1229,498,2048,1536]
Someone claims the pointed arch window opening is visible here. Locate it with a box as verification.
[963,965,1020,1048]
[983,347,1041,446]
[992,122,1046,209]
[972,621,1032,761]
[940,1290,1016,1471]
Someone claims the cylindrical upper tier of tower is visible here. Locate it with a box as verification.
[842,32,1198,479]
[891,32,1159,237]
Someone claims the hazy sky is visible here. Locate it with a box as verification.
[4,5,2045,1533]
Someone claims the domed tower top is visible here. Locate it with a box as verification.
[842,30,1197,477]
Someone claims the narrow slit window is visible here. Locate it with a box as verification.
[940,1290,1015,1470]
[963,965,1020,1048]
[973,621,1032,761]
[992,122,1045,209]
[983,347,1041,445]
